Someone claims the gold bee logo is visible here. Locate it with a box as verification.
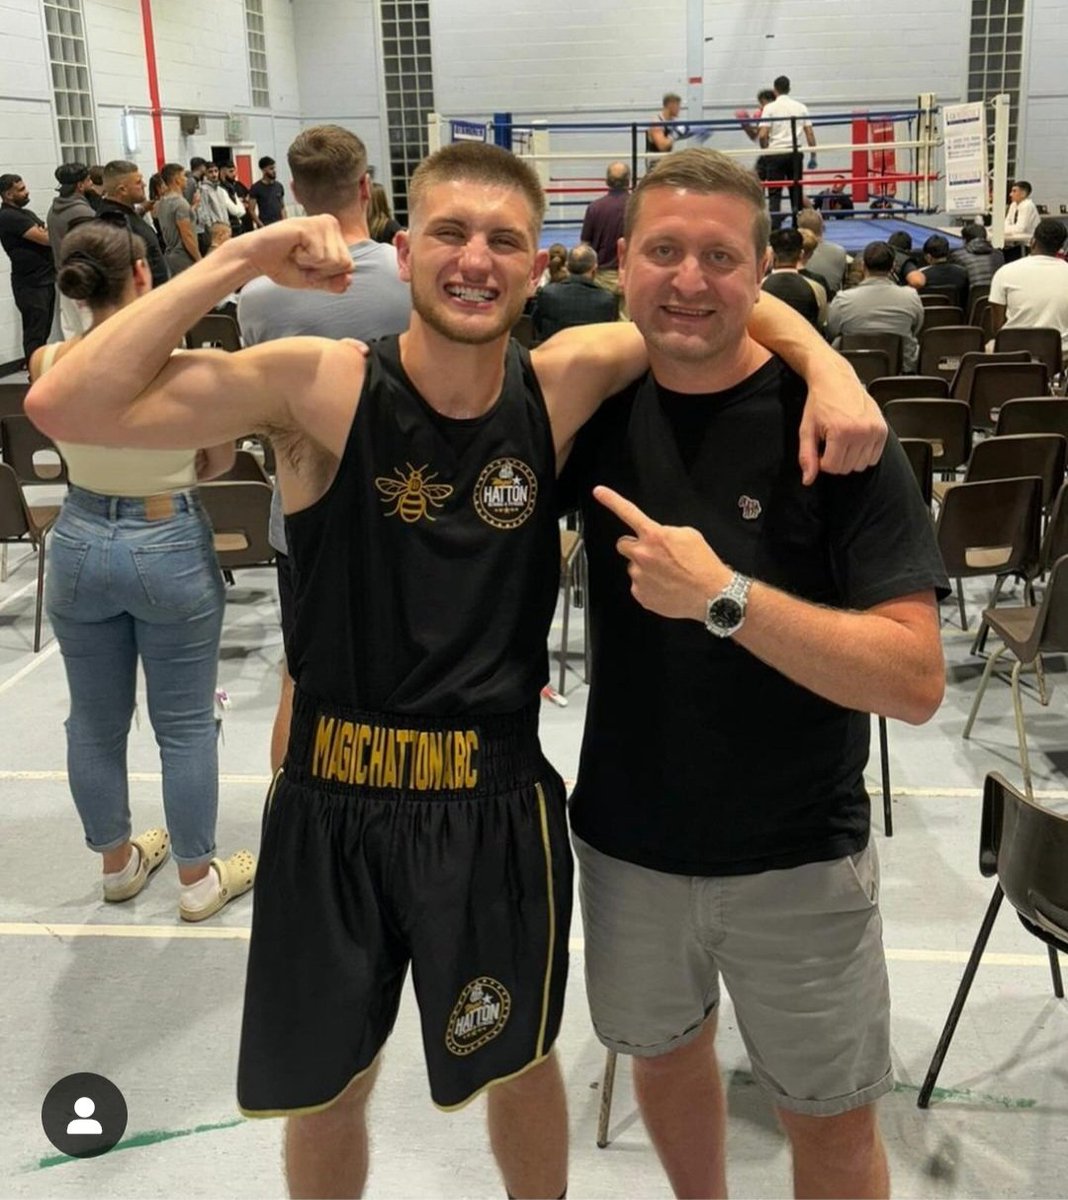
[374,463,454,524]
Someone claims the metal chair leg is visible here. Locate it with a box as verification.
[596,1049,618,1149]
[956,578,968,630]
[971,576,1007,655]
[33,533,46,653]
[1048,944,1064,999]
[963,645,1005,738]
[558,557,572,695]
[1010,660,1034,798]
[918,883,1004,1108]
[1034,654,1049,706]
[878,716,893,837]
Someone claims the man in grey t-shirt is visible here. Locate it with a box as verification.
[157,162,200,275]
[236,125,411,772]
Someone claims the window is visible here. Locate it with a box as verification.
[244,0,270,109]
[967,0,1027,179]
[44,0,98,164]
[379,0,434,224]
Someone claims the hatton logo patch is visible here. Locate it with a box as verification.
[445,977,512,1056]
[473,458,537,530]
[374,463,453,524]
[738,494,762,521]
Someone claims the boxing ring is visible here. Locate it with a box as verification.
[428,98,954,254]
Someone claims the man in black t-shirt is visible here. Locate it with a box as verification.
[0,173,55,362]
[564,149,947,1199]
[248,156,286,226]
[905,233,970,311]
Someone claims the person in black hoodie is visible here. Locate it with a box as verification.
[949,222,1004,292]
[98,160,170,288]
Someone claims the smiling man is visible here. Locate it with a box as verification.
[564,148,947,1199]
[27,141,885,1198]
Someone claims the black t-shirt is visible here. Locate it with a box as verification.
[563,358,948,876]
[250,179,285,225]
[285,336,559,715]
[0,204,55,286]
[761,272,821,328]
[920,261,970,311]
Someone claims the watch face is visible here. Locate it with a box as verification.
[707,596,743,632]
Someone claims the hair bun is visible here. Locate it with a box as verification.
[58,250,109,300]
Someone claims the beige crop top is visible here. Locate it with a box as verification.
[39,342,198,497]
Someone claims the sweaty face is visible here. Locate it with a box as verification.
[621,186,765,369]
[398,180,543,345]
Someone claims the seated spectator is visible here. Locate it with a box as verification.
[906,234,969,311]
[531,243,618,342]
[989,217,1068,355]
[761,228,823,329]
[795,207,846,295]
[538,242,568,289]
[827,240,924,371]
[949,222,1004,291]
[813,175,854,218]
[887,231,921,285]
[797,228,830,322]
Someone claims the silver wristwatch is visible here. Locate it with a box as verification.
[704,572,753,638]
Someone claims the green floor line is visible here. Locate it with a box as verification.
[34,1117,245,1170]
[727,1069,1036,1110]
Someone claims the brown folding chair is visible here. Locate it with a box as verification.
[921,306,965,332]
[839,332,904,377]
[840,348,891,389]
[185,313,242,352]
[935,475,1042,629]
[995,397,1068,439]
[198,480,275,574]
[0,381,28,422]
[918,326,983,381]
[898,438,933,506]
[936,433,1066,515]
[215,448,271,484]
[949,350,1030,402]
[867,375,949,407]
[967,362,1050,431]
[0,415,68,486]
[994,327,1063,383]
[917,772,1067,1108]
[0,463,57,651]
[885,400,972,476]
[967,293,991,329]
[920,289,960,308]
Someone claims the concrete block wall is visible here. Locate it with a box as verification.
[1018,0,1068,208]
[0,0,301,364]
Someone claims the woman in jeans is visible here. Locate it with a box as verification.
[29,216,255,921]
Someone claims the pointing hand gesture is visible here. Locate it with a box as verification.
[594,486,731,621]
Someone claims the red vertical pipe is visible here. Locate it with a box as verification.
[852,112,869,204]
[139,0,165,169]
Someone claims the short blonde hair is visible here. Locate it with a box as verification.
[798,228,819,258]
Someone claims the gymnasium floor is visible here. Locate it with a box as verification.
[1,490,1066,1197]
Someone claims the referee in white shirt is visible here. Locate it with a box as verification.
[758,75,817,229]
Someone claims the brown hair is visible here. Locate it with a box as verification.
[625,148,770,259]
[287,124,367,215]
[408,142,545,235]
[58,219,145,310]
[368,183,395,240]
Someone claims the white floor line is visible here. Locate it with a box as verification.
[0,922,1059,968]
[0,641,60,695]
